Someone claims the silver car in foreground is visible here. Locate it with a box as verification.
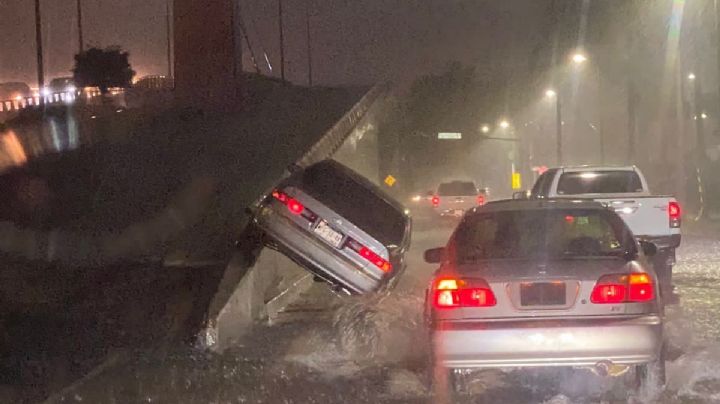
[424,199,665,395]
[252,160,412,294]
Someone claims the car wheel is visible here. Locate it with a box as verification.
[635,344,666,399]
[653,253,674,301]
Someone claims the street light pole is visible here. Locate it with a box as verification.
[692,75,706,159]
[278,0,286,82]
[305,0,313,87]
[34,0,45,101]
[555,94,563,165]
[76,0,84,52]
[165,0,172,78]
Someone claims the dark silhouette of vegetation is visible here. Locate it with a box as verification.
[73,47,135,95]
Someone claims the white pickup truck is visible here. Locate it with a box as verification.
[527,166,681,300]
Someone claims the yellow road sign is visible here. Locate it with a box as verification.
[384,175,397,187]
[512,172,522,190]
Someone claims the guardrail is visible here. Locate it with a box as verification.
[296,83,388,168]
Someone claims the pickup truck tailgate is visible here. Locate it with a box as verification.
[593,197,679,239]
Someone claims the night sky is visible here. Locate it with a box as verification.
[1,0,552,88]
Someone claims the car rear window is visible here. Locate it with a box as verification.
[438,182,477,196]
[453,209,635,262]
[299,162,407,246]
[557,171,643,194]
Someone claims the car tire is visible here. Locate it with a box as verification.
[635,343,666,398]
[653,252,674,301]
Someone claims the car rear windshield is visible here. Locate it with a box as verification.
[299,163,407,246]
[557,171,643,195]
[453,209,635,262]
[438,182,477,196]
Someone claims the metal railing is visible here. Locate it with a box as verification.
[296,82,388,168]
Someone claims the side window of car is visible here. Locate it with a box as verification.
[539,170,557,196]
[531,172,549,197]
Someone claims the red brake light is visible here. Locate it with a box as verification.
[669,201,681,228]
[431,196,440,207]
[477,195,485,205]
[271,190,312,219]
[272,190,288,203]
[433,277,496,308]
[287,198,304,215]
[628,273,654,302]
[346,239,392,273]
[591,273,654,304]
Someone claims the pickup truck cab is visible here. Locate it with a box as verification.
[529,166,681,300]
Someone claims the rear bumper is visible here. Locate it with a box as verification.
[637,234,681,249]
[432,315,663,369]
[254,211,384,294]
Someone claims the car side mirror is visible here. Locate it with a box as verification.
[639,241,657,257]
[512,190,529,200]
[424,247,446,263]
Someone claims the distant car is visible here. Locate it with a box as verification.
[424,199,665,396]
[48,77,77,94]
[251,159,412,294]
[0,82,31,101]
[432,180,486,217]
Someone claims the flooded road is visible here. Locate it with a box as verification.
[44,219,720,404]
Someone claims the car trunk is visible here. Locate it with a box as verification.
[434,258,656,321]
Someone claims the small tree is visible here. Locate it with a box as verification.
[73,46,135,95]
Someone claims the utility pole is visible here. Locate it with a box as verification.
[35,0,45,101]
[237,13,261,74]
[715,0,720,134]
[555,94,563,165]
[278,0,286,82]
[627,79,637,163]
[305,0,313,87]
[693,76,707,159]
[165,0,172,78]
[76,0,84,52]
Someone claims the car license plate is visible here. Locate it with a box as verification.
[520,282,566,306]
[313,220,344,248]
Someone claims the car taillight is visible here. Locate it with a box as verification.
[271,190,315,221]
[432,196,440,207]
[433,277,496,308]
[287,198,304,215]
[346,239,392,273]
[477,195,485,205]
[591,273,654,304]
[669,201,681,228]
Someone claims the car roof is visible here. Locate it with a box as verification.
[439,180,476,184]
[555,165,637,172]
[467,198,606,215]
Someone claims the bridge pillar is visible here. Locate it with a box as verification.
[173,0,242,112]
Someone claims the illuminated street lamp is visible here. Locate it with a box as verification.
[499,120,510,129]
[688,72,696,81]
[481,124,490,134]
[571,52,588,65]
[545,89,557,99]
